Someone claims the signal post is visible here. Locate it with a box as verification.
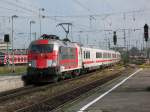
[144,24,149,63]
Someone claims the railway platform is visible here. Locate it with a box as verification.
[0,75,24,92]
[56,68,150,112]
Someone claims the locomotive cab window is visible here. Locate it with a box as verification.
[29,44,53,53]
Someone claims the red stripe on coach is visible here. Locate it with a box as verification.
[83,61,94,64]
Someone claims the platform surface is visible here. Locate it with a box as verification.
[57,68,150,112]
[0,75,23,92]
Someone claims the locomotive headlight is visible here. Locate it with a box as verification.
[47,60,57,67]
[28,62,31,67]
[52,61,57,67]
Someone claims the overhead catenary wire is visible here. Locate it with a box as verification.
[0,0,39,15]
[14,0,39,10]
[72,0,96,14]
[0,6,38,16]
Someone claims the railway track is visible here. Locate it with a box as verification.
[0,85,34,103]
[0,68,107,103]
[15,68,131,112]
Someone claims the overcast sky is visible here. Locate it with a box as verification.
[0,0,150,49]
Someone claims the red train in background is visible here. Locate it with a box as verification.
[0,49,28,65]
[22,34,121,84]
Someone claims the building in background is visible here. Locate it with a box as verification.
[0,39,11,50]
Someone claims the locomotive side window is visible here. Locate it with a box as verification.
[30,44,53,53]
[59,47,76,60]
[59,47,67,60]
[69,48,76,59]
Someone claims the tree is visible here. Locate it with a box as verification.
[129,47,139,57]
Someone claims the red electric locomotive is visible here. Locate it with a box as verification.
[22,34,82,84]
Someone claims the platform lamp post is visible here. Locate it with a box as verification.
[39,8,45,36]
[29,20,36,42]
[11,15,18,72]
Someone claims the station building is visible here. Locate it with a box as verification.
[0,39,11,50]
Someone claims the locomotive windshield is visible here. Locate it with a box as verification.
[30,44,53,53]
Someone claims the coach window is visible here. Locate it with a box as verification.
[96,52,101,58]
[100,52,102,58]
[86,52,88,59]
[86,51,90,59]
[24,57,26,61]
[103,53,105,58]
[103,53,104,58]
[107,53,109,58]
[9,58,12,62]
[105,53,107,58]
[14,57,17,62]
[108,53,111,58]
[88,51,90,59]
[96,52,98,58]
[112,54,113,58]
[18,57,20,62]
[21,57,23,61]
[103,53,107,58]
[112,54,114,58]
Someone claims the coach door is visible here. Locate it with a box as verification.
[78,47,82,68]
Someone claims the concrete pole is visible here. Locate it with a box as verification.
[11,15,18,72]
[29,21,35,42]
